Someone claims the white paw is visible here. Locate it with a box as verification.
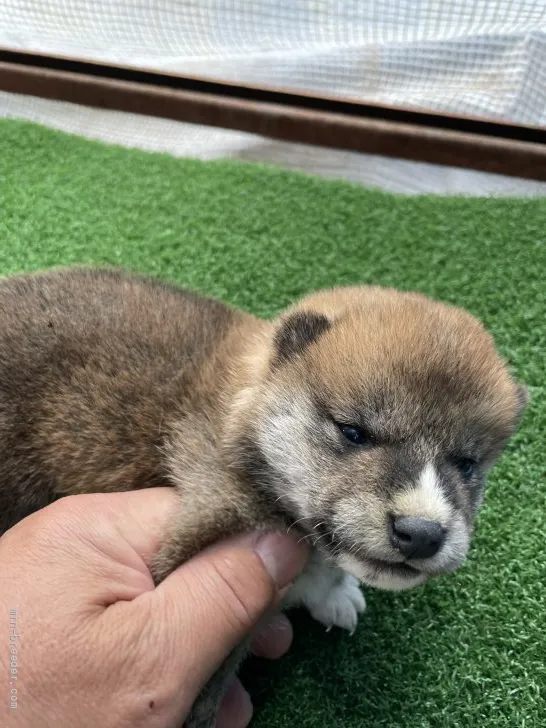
[309,574,366,634]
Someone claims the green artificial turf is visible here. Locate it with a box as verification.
[1,118,545,727]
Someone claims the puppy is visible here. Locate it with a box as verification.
[0,268,526,726]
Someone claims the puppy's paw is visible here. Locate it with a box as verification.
[309,574,365,634]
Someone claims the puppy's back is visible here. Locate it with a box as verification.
[0,268,243,533]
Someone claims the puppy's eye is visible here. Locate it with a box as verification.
[336,422,375,447]
[453,457,478,480]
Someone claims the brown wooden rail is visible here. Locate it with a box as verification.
[1,49,545,180]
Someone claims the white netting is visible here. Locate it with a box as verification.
[1,0,545,125]
[1,2,545,197]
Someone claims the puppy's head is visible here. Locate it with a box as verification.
[234,287,526,591]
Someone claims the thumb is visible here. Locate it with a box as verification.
[152,531,308,692]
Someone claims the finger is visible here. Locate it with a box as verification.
[149,531,308,693]
[251,613,293,659]
[216,679,253,728]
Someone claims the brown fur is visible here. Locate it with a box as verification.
[0,269,276,555]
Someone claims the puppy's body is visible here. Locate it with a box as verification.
[0,268,525,726]
[0,269,270,537]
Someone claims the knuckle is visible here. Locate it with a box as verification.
[11,493,111,560]
[29,495,88,543]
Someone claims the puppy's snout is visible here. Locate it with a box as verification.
[389,516,446,559]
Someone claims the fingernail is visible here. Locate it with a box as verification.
[254,531,308,589]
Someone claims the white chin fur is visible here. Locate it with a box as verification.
[338,553,428,591]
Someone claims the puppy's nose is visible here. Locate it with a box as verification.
[389,516,446,559]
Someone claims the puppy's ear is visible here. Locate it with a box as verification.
[272,311,331,366]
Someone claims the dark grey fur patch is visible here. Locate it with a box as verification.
[273,311,330,366]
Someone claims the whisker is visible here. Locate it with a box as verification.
[297,532,317,545]
[287,514,312,534]
[274,494,291,504]
[312,529,334,545]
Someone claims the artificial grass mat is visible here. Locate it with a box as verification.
[1,118,545,728]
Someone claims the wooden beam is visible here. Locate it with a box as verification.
[1,49,545,181]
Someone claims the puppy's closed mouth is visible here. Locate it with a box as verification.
[338,552,429,590]
[366,558,421,577]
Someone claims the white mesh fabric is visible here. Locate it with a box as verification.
[1,0,545,125]
[2,2,545,197]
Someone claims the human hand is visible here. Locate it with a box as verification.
[0,489,308,727]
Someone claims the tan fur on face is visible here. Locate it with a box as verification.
[295,286,520,429]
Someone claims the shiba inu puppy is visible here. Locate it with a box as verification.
[0,268,526,727]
